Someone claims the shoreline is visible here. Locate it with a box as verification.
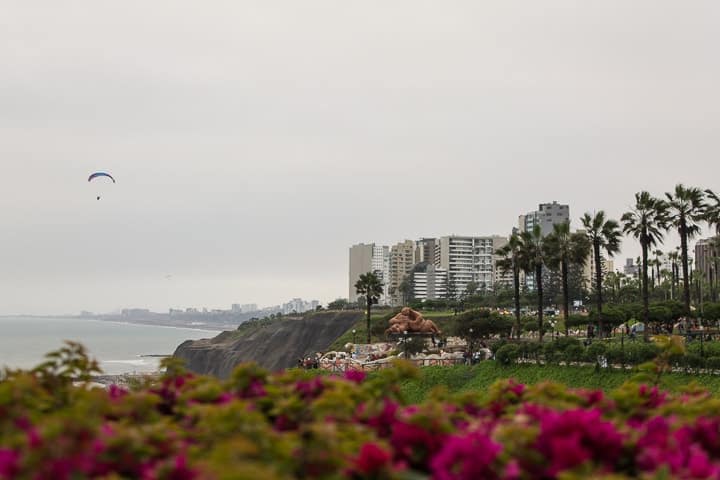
[87,318,223,334]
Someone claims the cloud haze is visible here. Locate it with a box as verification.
[1,1,719,314]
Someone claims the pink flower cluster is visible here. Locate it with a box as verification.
[4,358,720,479]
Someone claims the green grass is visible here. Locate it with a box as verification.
[397,363,720,403]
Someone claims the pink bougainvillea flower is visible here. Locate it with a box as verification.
[352,442,392,476]
[533,407,623,476]
[343,369,366,384]
[391,419,447,469]
[239,378,267,399]
[364,399,399,438]
[638,384,667,409]
[0,449,20,478]
[431,429,503,480]
[108,384,127,400]
[295,377,324,400]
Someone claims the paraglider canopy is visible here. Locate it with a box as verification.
[88,172,116,183]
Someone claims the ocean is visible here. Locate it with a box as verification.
[0,316,218,375]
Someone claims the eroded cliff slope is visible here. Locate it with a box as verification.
[173,310,363,377]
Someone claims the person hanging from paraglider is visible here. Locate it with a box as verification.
[88,172,115,200]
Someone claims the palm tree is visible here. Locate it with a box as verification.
[581,211,622,337]
[622,192,668,339]
[544,221,590,336]
[355,271,384,344]
[653,249,664,289]
[518,225,546,342]
[706,189,720,235]
[496,233,526,338]
[707,190,720,302]
[668,249,680,300]
[665,184,706,314]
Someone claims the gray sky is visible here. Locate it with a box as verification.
[1,1,719,314]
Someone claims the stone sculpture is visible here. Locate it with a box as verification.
[385,307,441,335]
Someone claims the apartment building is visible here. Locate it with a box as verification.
[491,235,515,288]
[518,201,570,289]
[389,240,417,306]
[695,237,719,283]
[435,235,495,296]
[413,264,448,301]
[348,243,390,304]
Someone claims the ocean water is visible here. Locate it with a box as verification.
[0,316,218,375]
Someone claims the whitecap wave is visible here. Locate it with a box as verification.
[102,359,150,366]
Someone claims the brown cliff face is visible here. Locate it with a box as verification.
[173,311,363,377]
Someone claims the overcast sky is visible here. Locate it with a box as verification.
[1,1,719,315]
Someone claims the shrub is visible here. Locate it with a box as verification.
[543,342,559,364]
[8,342,720,478]
[565,314,590,328]
[554,336,583,352]
[456,309,513,340]
[563,345,585,364]
[495,344,520,365]
[704,303,720,321]
[585,342,608,363]
[706,356,720,369]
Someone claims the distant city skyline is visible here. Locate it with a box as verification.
[2,2,719,314]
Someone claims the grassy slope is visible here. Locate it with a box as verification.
[398,363,720,403]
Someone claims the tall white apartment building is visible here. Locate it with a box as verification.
[435,236,496,296]
[348,243,390,304]
[519,201,570,238]
[413,264,448,301]
[518,201,570,290]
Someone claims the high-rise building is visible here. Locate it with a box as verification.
[241,304,259,313]
[413,264,448,301]
[415,238,437,265]
[389,240,417,306]
[435,236,495,296]
[695,237,719,284]
[349,243,390,304]
[519,201,570,237]
[518,201,570,289]
[583,257,615,292]
[491,235,515,288]
[623,258,640,278]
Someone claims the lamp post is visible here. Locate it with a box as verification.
[352,329,357,345]
[468,328,474,364]
[403,330,410,359]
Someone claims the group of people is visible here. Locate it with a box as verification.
[297,354,321,369]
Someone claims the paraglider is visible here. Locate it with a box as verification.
[88,172,115,200]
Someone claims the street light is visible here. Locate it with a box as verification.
[468,328,474,364]
[352,329,357,344]
[403,330,411,359]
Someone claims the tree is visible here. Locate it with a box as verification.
[706,189,720,236]
[582,211,622,336]
[496,234,526,338]
[327,298,349,310]
[668,249,680,300]
[398,276,414,305]
[706,190,720,302]
[653,250,664,289]
[544,221,591,336]
[622,191,669,340]
[463,281,479,299]
[355,272,384,344]
[518,225,546,342]
[444,276,458,303]
[665,184,707,314]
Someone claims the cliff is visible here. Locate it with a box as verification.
[173,310,363,377]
